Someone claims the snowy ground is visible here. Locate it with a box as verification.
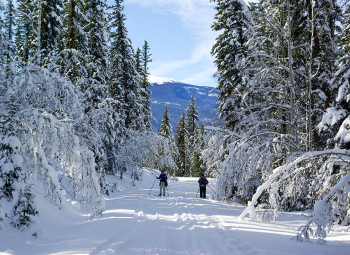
[1,169,350,255]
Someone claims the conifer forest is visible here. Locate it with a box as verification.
[0,0,350,249]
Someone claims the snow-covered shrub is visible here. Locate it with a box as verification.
[0,136,38,230]
[239,149,350,243]
[116,131,178,179]
[201,130,229,179]
[0,61,105,225]
[215,129,296,204]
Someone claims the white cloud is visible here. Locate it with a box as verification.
[181,67,217,87]
[126,0,218,86]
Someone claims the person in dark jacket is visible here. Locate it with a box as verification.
[198,174,208,198]
[157,170,167,196]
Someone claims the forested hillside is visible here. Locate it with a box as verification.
[149,79,218,131]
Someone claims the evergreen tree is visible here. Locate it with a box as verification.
[4,0,15,63]
[0,1,6,65]
[175,112,188,176]
[304,0,341,151]
[211,0,253,130]
[319,2,350,149]
[185,95,199,139]
[58,0,88,84]
[85,0,108,88]
[192,123,206,177]
[11,185,38,230]
[140,40,152,130]
[15,0,35,62]
[74,0,109,112]
[135,47,141,73]
[39,0,62,60]
[0,136,38,230]
[141,40,152,88]
[156,105,178,175]
[185,96,199,176]
[157,104,174,141]
[109,0,145,131]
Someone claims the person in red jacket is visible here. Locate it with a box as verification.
[198,174,209,198]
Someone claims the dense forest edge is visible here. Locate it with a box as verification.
[0,0,350,246]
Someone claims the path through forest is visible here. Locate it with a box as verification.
[2,176,350,255]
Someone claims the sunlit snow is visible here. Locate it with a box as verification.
[0,169,349,255]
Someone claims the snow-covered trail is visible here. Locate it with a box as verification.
[90,178,251,255]
[1,176,350,255]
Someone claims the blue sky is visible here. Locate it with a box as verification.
[123,0,218,87]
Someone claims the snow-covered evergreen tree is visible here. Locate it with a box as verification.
[185,96,199,176]
[157,105,178,175]
[108,0,145,132]
[201,128,230,179]
[57,0,88,85]
[39,0,62,60]
[140,40,152,130]
[158,105,174,141]
[175,112,188,176]
[15,0,35,63]
[0,136,38,230]
[211,0,253,130]
[212,1,350,242]
[4,0,15,64]
[0,0,6,65]
[192,123,206,177]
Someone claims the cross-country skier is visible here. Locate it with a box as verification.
[157,170,168,196]
[198,174,208,198]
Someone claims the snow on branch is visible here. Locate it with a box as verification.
[239,148,350,220]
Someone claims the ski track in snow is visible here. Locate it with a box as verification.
[90,178,257,255]
[1,177,350,255]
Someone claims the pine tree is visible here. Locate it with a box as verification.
[157,104,174,140]
[11,185,38,229]
[15,0,35,62]
[0,136,38,230]
[175,112,188,176]
[156,105,178,175]
[135,47,141,73]
[319,3,350,149]
[0,1,6,65]
[212,0,304,203]
[141,40,152,88]
[58,0,88,84]
[140,40,152,130]
[185,96,199,176]
[39,0,62,59]
[4,0,15,63]
[211,0,253,130]
[192,123,206,177]
[185,96,199,139]
[109,0,145,131]
[305,0,341,151]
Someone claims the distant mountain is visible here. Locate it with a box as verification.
[149,76,219,132]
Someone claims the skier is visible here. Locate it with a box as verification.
[157,170,168,196]
[198,174,208,198]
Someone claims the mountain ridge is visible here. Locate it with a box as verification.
[149,78,219,132]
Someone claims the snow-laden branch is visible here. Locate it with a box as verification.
[239,148,350,220]
[204,126,241,139]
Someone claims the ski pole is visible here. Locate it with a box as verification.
[148,178,157,195]
[207,185,217,198]
[196,187,199,197]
